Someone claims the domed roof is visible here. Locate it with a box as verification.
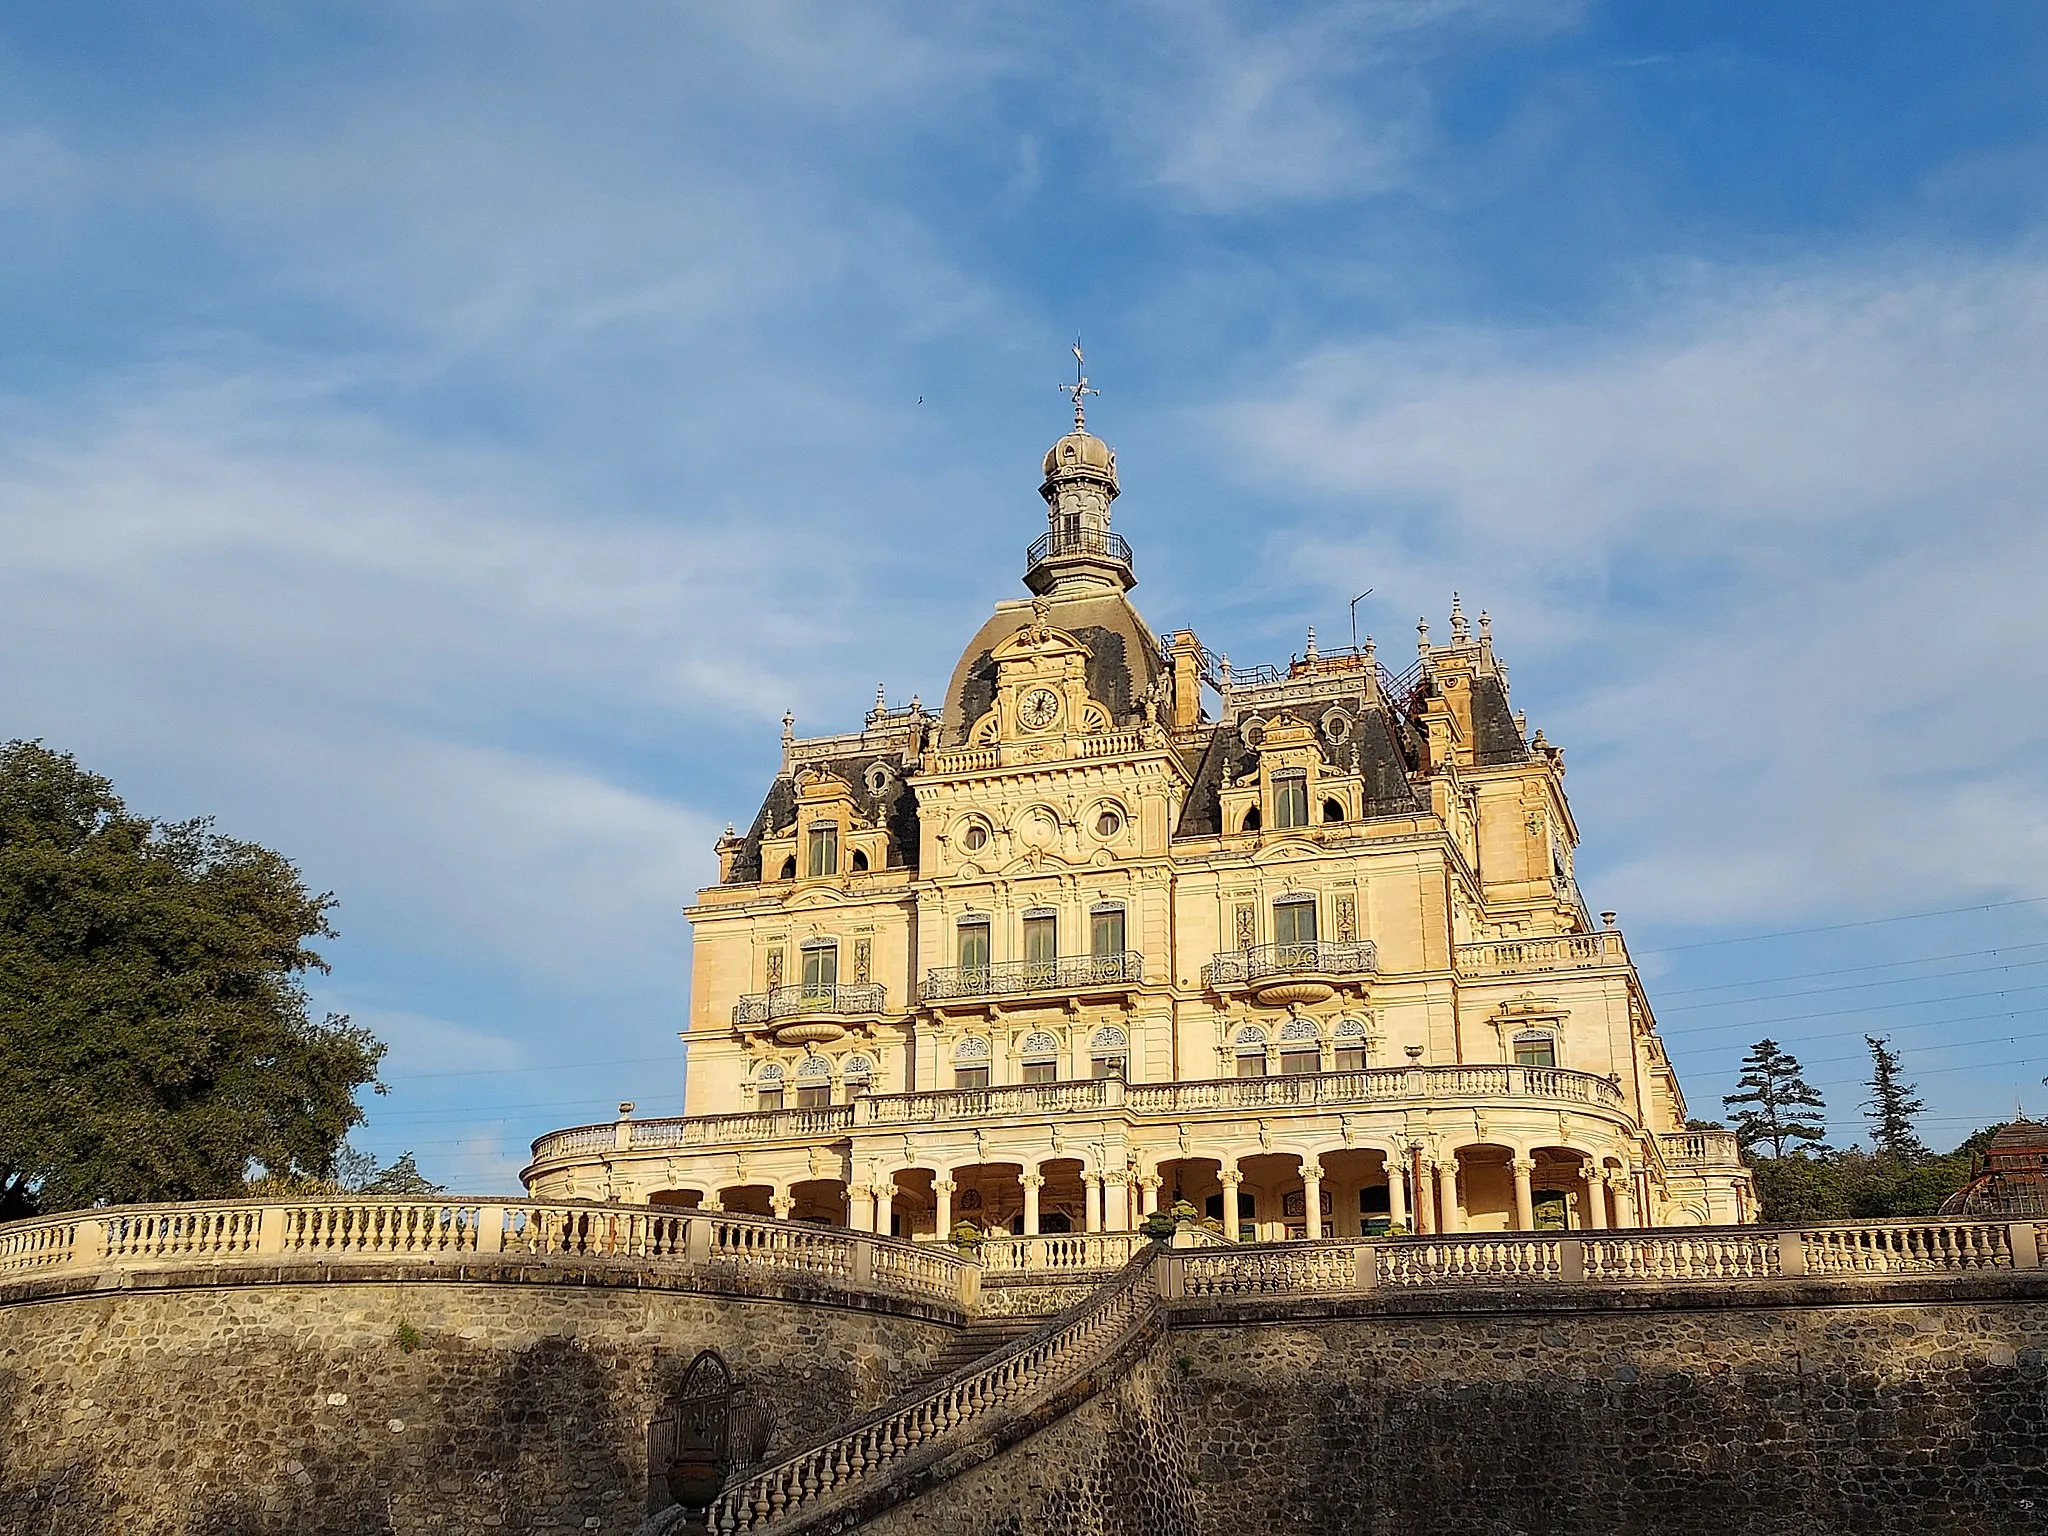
[1041,429,1117,486]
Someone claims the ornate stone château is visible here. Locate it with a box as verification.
[522,384,1752,1247]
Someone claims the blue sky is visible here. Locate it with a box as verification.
[4,2,2047,1189]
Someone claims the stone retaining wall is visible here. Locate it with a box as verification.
[0,1260,957,1536]
[863,1274,2048,1536]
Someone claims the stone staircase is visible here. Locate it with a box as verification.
[704,1247,1164,1534]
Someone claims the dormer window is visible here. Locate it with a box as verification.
[1274,773,1309,829]
[806,823,839,878]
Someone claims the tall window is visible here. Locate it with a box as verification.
[755,1065,784,1111]
[957,918,990,976]
[800,940,838,997]
[842,1055,873,1102]
[1023,910,1057,981]
[1235,1027,1268,1079]
[1273,895,1318,956]
[1274,773,1309,829]
[1090,903,1126,959]
[1279,1020,1321,1076]
[805,823,839,878]
[1334,1021,1367,1072]
[1090,1026,1128,1080]
[1513,1031,1557,1069]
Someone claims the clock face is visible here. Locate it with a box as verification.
[1017,687,1061,731]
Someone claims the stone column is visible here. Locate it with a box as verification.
[1413,1158,1436,1235]
[770,1193,795,1221]
[876,1183,899,1237]
[1138,1175,1161,1216]
[934,1178,956,1239]
[1581,1165,1608,1230]
[1609,1173,1635,1229]
[1219,1167,1243,1237]
[1301,1163,1324,1241]
[1385,1159,1408,1229]
[1084,1173,1103,1234]
[1434,1160,1462,1233]
[1021,1173,1044,1236]
[1511,1157,1536,1233]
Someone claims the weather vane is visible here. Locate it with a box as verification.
[1058,338,1099,431]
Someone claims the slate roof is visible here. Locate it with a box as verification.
[726,756,921,884]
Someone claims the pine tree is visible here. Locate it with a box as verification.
[1862,1035,1927,1159]
[1722,1039,1828,1157]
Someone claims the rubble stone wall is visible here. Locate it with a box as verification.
[865,1276,2048,1536]
[0,1261,957,1536]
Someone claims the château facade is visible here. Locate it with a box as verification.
[522,389,1752,1249]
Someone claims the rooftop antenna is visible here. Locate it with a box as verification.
[1058,338,1099,431]
[1349,589,1373,652]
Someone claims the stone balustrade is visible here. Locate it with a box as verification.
[1456,930,1627,974]
[1658,1128,1745,1167]
[1163,1217,2042,1300]
[708,1247,1163,1535]
[977,1231,1151,1274]
[0,1196,978,1308]
[529,1063,1636,1169]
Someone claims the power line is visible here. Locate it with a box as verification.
[1669,979,2048,1035]
[1637,894,2048,955]
[1659,953,2048,1012]
[1654,941,2048,998]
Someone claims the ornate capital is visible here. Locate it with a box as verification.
[1301,1163,1325,1182]
[1020,1173,1046,1190]
[933,1179,957,1195]
[1136,1174,1162,1191]
[1511,1157,1537,1176]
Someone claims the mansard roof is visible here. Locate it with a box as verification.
[1173,694,1425,840]
[940,587,1166,746]
[726,748,922,884]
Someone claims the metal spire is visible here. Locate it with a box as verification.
[1058,339,1100,431]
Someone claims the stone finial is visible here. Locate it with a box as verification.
[1531,727,1547,748]
[1362,636,1376,664]
[874,681,887,716]
[1601,911,1618,929]
[1450,594,1468,643]
[781,710,796,743]
[1305,625,1318,663]
[1479,610,1493,643]
[1417,617,1431,657]
[1514,710,1528,737]
[617,1101,636,1118]
[910,694,923,714]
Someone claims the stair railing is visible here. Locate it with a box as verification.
[707,1245,1161,1534]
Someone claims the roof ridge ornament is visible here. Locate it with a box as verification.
[1058,338,1099,432]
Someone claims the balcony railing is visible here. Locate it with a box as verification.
[1660,1129,1745,1169]
[1125,1064,1629,1114]
[1202,940,1379,989]
[1457,931,1626,975]
[922,951,1145,1003]
[1026,526,1132,577]
[732,983,889,1026]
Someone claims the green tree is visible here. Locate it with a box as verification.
[1722,1038,1828,1157]
[1862,1034,1927,1159]
[0,741,385,1219]
[359,1151,443,1195]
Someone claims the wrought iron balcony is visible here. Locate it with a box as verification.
[732,983,889,1026]
[1201,940,1379,989]
[1026,526,1132,578]
[921,951,1145,1004]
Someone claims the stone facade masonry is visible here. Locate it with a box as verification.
[0,1262,955,1536]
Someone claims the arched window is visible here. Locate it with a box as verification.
[755,1062,785,1111]
[1090,1025,1129,1080]
[954,1035,992,1090]
[799,938,838,997]
[851,848,869,873]
[794,1053,832,1108]
[1333,1018,1368,1072]
[1279,1017,1321,1076]
[841,1054,874,1102]
[1322,798,1345,823]
[1274,772,1308,829]
[779,855,796,881]
[1019,1030,1061,1085]
[1241,805,1262,833]
[1513,1030,1557,1070]
[1234,1025,1269,1080]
